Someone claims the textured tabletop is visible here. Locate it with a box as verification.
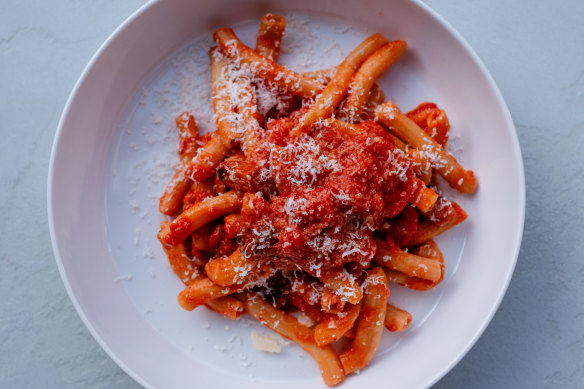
[1,0,583,387]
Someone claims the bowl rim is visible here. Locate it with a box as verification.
[48,2,158,388]
[47,1,525,388]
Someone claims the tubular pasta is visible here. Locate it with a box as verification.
[214,28,324,98]
[158,191,242,246]
[255,13,286,61]
[384,303,412,332]
[154,15,477,385]
[339,267,389,374]
[291,33,388,136]
[376,100,477,193]
[341,40,407,123]
[245,293,345,386]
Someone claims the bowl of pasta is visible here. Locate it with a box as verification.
[48,0,524,387]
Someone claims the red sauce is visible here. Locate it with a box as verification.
[381,205,418,247]
[218,108,418,278]
[406,102,450,147]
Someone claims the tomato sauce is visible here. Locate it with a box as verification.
[218,107,419,278]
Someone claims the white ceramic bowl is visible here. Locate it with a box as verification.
[48,0,525,388]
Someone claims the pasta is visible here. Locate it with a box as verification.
[340,40,407,123]
[156,14,477,386]
[255,13,286,61]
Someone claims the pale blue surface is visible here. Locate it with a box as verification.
[1,0,583,387]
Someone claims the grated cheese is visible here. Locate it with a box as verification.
[251,331,282,353]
